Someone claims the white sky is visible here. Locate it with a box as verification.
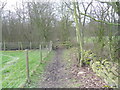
[1,0,22,11]
[1,0,61,11]
[2,0,118,11]
[0,0,118,23]
[1,0,118,19]
[1,0,97,11]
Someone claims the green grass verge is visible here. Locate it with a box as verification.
[1,49,49,88]
[24,51,55,88]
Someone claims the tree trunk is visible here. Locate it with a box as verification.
[118,15,120,60]
[73,1,83,67]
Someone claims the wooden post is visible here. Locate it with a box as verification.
[39,45,42,63]
[20,42,23,50]
[50,41,52,52]
[25,49,30,83]
[48,43,50,54]
[3,41,6,51]
[18,42,20,50]
[46,44,48,54]
[47,44,49,54]
[46,45,47,49]
[30,42,32,50]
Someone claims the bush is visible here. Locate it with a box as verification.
[82,50,97,66]
[62,41,73,49]
[81,49,119,87]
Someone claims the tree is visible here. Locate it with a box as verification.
[72,0,83,67]
[0,1,7,43]
[96,0,120,60]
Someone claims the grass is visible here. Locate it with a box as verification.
[84,36,120,43]
[25,51,54,88]
[1,49,50,88]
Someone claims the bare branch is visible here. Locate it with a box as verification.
[0,1,7,10]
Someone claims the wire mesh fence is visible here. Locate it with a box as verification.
[1,41,53,88]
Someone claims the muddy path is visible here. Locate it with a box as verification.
[37,48,109,88]
[38,49,71,88]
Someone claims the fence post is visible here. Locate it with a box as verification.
[18,42,20,50]
[39,44,42,63]
[30,42,32,50]
[48,44,49,54]
[20,42,23,50]
[48,42,50,53]
[3,41,6,51]
[46,45,47,50]
[50,41,52,52]
[25,49,30,83]
[46,44,48,54]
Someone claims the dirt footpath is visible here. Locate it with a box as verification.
[37,48,109,88]
[38,49,72,88]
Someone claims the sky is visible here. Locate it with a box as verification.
[1,0,97,11]
[1,0,118,21]
[1,0,118,11]
[1,0,22,11]
[0,0,118,25]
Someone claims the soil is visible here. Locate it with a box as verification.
[38,48,72,88]
[37,48,109,88]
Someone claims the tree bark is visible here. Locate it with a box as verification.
[73,1,83,67]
